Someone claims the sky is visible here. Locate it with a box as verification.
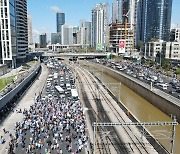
[27,0,180,42]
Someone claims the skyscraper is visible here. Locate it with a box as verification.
[39,33,47,48]
[16,0,28,63]
[51,33,61,44]
[91,3,109,51]
[112,1,119,23]
[56,12,65,33]
[0,0,28,67]
[137,0,173,43]
[61,25,73,45]
[72,26,80,44]
[79,20,91,46]
[0,0,17,67]
[27,13,33,45]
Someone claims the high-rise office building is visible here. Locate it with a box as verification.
[79,20,91,46]
[170,28,180,42]
[0,0,17,67]
[112,1,119,23]
[61,25,73,45]
[137,0,173,43]
[39,33,47,48]
[72,26,80,44]
[27,13,33,45]
[56,12,65,33]
[0,0,28,67]
[51,33,61,44]
[91,3,109,51]
[16,0,28,63]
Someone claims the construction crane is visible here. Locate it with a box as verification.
[123,10,130,42]
[123,0,136,56]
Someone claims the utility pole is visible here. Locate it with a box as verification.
[171,116,177,154]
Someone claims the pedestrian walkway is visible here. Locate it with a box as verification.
[0,64,48,153]
[0,66,23,79]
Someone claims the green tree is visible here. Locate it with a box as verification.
[150,38,159,42]
[149,60,155,67]
[175,67,180,74]
[162,59,170,71]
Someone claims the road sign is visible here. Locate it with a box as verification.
[96,43,103,51]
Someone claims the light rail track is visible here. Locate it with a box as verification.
[75,64,158,154]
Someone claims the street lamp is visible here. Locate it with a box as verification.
[83,107,98,154]
[83,106,110,154]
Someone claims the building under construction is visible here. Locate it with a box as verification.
[109,23,134,55]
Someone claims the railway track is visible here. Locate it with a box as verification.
[75,64,158,154]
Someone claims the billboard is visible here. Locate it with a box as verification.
[96,43,103,51]
[119,40,126,54]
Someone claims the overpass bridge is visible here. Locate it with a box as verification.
[42,52,108,58]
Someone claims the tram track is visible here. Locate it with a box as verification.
[76,65,130,153]
[76,67,115,153]
[75,64,158,154]
[86,69,153,154]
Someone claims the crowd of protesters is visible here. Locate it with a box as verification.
[2,95,88,154]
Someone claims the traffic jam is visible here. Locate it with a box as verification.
[94,59,180,99]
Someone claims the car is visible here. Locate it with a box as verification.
[169,90,175,94]
[164,83,169,87]
[176,89,180,93]
[172,84,180,89]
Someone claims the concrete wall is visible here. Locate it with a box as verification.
[0,64,41,110]
[85,62,180,122]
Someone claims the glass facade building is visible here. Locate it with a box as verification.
[16,0,28,63]
[39,33,47,48]
[137,0,172,43]
[56,12,65,33]
[0,0,17,67]
[91,3,109,50]
[0,0,28,67]
[51,33,61,44]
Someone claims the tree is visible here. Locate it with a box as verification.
[149,60,155,67]
[175,67,180,75]
[162,59,170,71]
[150,38,159,42]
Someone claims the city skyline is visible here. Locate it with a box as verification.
[27,0,180,42]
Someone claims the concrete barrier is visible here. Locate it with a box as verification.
[0,64,41,110]
[84,62,180,123]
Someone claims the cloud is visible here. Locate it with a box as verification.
[50,6,61,13]
[33,29,40,35]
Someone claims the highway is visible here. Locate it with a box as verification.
[0,58,175,154]
[96,59,180,100]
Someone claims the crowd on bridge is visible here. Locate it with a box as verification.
[2,96,88,154]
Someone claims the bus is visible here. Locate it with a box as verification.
[71,89,79,101]
[55,86,64,94]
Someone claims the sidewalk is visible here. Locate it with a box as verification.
[0,64,48,153]
[0,61,37,79]
[0,66,23,79]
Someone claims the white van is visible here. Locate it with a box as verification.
[159,84,168,90]
[66,83,71,91]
